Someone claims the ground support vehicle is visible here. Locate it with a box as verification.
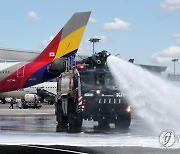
[23,94,42,109]
[55,51,131,130]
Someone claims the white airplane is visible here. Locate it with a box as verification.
[0,81,57,105]
[0,81,57,99]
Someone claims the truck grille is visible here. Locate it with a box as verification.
[98,98,121,104]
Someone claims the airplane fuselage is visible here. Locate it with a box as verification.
[0,82,57,99]
[0,61,57,92]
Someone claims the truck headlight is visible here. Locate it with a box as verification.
[126,106,132,112]
[116,93,123,97]
[84,93,94,96]
[96,90,101,94]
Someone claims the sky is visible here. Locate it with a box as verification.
[0,0,180,74]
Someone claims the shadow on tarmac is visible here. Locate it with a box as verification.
[0,145,100,154]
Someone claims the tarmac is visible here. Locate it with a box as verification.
[1,103,180,154]
[0,103,55,116]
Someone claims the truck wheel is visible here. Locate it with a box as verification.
[69,112,82,131]
[115,113,131,129]
[76,113,83,129]
[23,104,27,109]
[68,100,82,131]
[98,119,110,129]
[57,100,68,129]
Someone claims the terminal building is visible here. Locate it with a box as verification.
[0,47,39,62]
[137,64,167,74]
[167,73,180,81]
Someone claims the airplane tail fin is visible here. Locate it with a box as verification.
[33,11,91,63]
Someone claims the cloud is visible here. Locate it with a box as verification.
[89,17,97,23]
[27,11,40,20]
[173,33,180,38]
[93,35,108,43]
[152,55,173,63]
[38,36,54,49]
[152,45,180,63]
[78,44,91,55]
[78,39,92,55]
[160,0,180,11]
[104,18,130,30]
[173,33,180,44]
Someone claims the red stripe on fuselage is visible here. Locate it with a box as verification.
[0,62,45,92]
[19,29,63,88]
[0,29,63,92]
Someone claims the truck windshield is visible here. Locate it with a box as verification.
[79,69,117,91]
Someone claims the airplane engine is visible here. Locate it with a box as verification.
[47,57,68,74]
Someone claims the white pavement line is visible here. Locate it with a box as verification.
[21,145,89,154]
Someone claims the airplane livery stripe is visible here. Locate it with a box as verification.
[33,29,63,62]
[23,62,58,88]
[18,62,48,88]
[23,49,78,88]
[0,62,27,82]
[60,12,91,41]
[17,16,86,89]
[16,30,63,88]
[55,25,86,59]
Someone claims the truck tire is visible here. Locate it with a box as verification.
[68,98,82,131]
[115,113,131,129]
[98,119,110,129]
[57,99,68,129]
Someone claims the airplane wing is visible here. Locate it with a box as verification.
[138,64,167,73]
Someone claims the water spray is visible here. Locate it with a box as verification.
[107,56,180,134]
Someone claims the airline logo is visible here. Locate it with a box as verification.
[49,52,55,57]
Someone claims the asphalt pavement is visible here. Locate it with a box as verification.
[0,103,55,116]
[1,103,180,154]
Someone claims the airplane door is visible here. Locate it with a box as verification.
[17,65,25,77]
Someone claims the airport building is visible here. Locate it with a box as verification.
[0,47,39,62]
[167,73,180,81]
